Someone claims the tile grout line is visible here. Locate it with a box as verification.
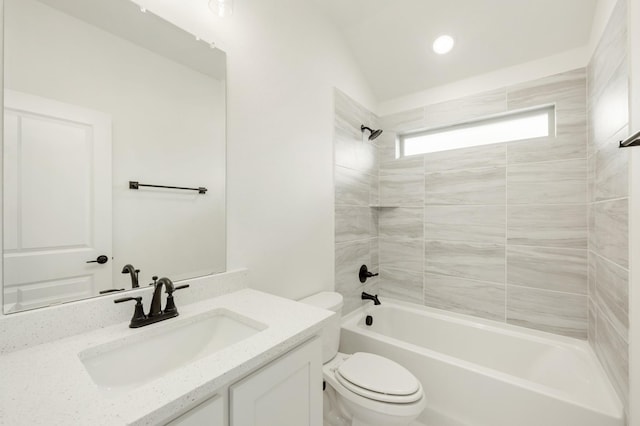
[507,244,588,252]
[586,64,594,342]
[390,151,588,176]
[595,300,629,345]
[594,303,629,350]
[422,156,590,176]
[419,239,588,252]
[335,237,377,246]
[421,155,426,306]
[421,269,589,298]
[586,62,596,347]
[423,271,503,288]
[507,283,588,298]
[591,249,630,272]
[505,145,509,323]
[423,202,586,207]
[591,196,629,205]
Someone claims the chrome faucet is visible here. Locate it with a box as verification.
[361,292,381,305]
[121,264,140,288]
[114,276,189,328]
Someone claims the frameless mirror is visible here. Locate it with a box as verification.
[3,0,227,313]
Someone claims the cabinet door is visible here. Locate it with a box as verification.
[166,394,224,426]
[230,337,322,426]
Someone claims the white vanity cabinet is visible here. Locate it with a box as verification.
[166,395,224,426]
[230,337,322,426]
[164,337,322,426]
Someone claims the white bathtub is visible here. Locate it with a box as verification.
[339,299,624,426]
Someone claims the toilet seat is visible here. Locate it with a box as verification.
[335,352,423,404]
[336,372,424,404]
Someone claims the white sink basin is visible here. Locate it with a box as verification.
[79,309,266,396]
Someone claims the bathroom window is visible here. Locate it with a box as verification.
[399,106,555,157]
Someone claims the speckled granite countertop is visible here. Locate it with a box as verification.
[0,289,333,425]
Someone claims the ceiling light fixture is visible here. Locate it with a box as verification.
[432,35,455,55]
[208,0,233,17]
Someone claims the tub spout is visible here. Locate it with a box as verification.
[361,292,381,305]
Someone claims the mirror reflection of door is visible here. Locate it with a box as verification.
[3,90,112,313]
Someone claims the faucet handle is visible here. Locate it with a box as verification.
[164,284,189,315]
[114,296,147,326]
[99,288,125,294]
[359,265,379,283]
[165,283,189,295]
[114,296,142,304]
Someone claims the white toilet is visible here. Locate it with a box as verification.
[300,292,426,426]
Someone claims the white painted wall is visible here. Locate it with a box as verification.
[627,0,640,422]
[378,47,589,115]
[377,0,618,116]
[5,0,226,289]
[132,0,376,299]
[589,0,619,55]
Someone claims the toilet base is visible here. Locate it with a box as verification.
[323,383,424,426]
[338,389,423,426]
[323,386,350,426]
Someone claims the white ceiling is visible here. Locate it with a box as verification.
[313,0,597,102]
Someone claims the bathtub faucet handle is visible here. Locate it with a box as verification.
[359,264,379,283]
[361,292,381,305]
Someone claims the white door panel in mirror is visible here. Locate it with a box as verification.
[19,115,91,248]
[3,91,113,313]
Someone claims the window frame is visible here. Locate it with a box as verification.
[397,105,556,158]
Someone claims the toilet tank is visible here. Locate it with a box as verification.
[299,292,343,363]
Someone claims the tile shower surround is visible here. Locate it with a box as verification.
[334,67,591,337]
[372,68,589,340]
[586,0,629,412]
[334,66,593,334]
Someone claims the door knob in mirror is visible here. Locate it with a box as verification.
[87,255,109,264]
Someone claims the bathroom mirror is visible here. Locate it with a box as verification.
[2,0,227,313]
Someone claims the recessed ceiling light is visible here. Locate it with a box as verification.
[432,35,455,55]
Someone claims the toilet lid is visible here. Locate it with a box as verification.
[337,353,420,398]
[335,372,424,404]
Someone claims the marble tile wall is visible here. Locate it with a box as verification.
[586,0,630,411]
[376,68,589,339]
[334,89,380,314]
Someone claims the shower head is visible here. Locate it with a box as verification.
[361,125,383,141]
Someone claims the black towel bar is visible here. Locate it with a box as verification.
[129,181,207,194]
